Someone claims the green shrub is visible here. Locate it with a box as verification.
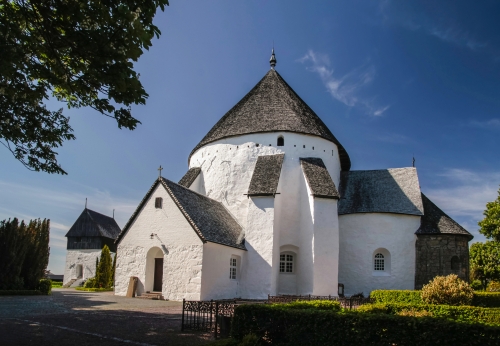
[488,281,500,292]
[473,292,500,307]
[75,287,113,292]
[278,300,341,311]
[421,274,474,306]
[370,290,423,304]
[51,281,63,288]
[357,303,500,326]
[84,277,97,288]
[231,304,500,345]
[471,280,484,291]
[37,278,51,295]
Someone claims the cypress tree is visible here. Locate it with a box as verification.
[20,219,50,289]
[96,245,112,288]
[96,257,99,276]
[0,219,29,289]
[110,252,117,288]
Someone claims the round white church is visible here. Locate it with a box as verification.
[114,51,472,300]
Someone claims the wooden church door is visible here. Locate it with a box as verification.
[154,258,163,292]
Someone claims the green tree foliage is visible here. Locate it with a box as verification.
[478,187,500,241]
[110,252,116,288]
[96,245,112,288]
[0,218,50,290]
[0,0,169,174]
[470,241,500,290]
[20,219,50,289]
[0,218,28,289]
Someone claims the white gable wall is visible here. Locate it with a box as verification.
[338,213,419,295]
[200,242,246,300]
[115,184,204,300]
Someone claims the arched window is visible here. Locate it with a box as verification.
[451,256,460,271]
[155,197,163,209]
[374,253,385,271]
[277,136,284,146]
[280,253,294,273]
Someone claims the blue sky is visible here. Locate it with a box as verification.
[1,1,499,274]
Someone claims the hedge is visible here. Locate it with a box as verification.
[231,304,500,345]
[371,290,500,308]
[358,303,500,326]
[473,292,500,307]
[370,290,422,304]
[0,290,42,296]
[75,287,113,292]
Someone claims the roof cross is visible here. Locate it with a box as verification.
[158,165,163,178]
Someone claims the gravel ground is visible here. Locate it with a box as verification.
[0,289,212,345]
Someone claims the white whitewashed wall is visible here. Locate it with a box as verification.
[200,242,246,300]
[63,249,102,285]
[338,213,419,295]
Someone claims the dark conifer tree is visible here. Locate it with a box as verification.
[0,219,29,289]
[20,219,50,289]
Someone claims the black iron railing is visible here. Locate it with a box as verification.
[181,295,372,339]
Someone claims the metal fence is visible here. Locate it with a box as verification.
[181,299,266,339]
[181,295,372,339]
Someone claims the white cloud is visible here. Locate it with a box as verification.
[298,50,390,117]
[469,118,500,130]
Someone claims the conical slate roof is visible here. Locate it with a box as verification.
[65,208,121,239]
[189,69,351,171]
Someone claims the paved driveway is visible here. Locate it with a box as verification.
[0,289,211,345]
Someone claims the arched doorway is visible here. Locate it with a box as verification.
[146,247,164,292]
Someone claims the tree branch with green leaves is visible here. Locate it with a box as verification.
[0,0,169,174]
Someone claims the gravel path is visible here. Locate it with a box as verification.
[0,289,211,345]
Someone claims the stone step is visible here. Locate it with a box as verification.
[62,278,77,288]
[137,292,164,300]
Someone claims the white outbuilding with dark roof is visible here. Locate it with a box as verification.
[114,52,472,300]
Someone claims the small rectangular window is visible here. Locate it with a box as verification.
[280,253,294,273]
[230,257,237,280]
[155,197,163,209]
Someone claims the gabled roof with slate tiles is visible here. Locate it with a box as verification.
[338,168,424,215]
[189,69,351,171]
[178,167,201,188]
[416,193,473,240]
[65,208,121,239]
[247,154,285,196]
[115,178,245,250]
[300,157,339,199]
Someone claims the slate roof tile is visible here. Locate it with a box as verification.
[65,209,121,239]
[300,157,339,199]
[178,167,201,188]
[416,193,473,239]
[248,154,285,196]
[189,69,351,171]
[338,168,424,215]
[116,178,245,250]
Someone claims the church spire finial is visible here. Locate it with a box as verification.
[270,47,277,69]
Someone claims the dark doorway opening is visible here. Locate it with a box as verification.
[154,258,163,292]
